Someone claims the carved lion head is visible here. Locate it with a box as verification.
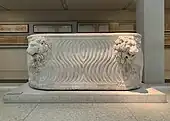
[27,36,51,56]
[27,36,52,74]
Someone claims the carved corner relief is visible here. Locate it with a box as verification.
[113,36,141,80]
[27,36,52,74]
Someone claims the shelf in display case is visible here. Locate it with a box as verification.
[0,35,28,48]
[78,22,136,33]
[33,24,73,33]
[0,36,27,44]
[78,23,109,33]
[0,24,28,33]
[109,22,136,32]
[165,32,170,47]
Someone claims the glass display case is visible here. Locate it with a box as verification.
[33,24,72,33]
[78,22,136,33]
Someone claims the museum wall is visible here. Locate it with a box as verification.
[0,10,169,81]
[0,11,135,22]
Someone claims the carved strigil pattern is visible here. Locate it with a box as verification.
[27,33,143,90]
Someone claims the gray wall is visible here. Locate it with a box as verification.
[0,11,136,22]
[0,48,28,80]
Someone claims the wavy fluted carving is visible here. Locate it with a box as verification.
[27,34,143,90]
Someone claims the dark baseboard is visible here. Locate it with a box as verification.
[165,79,170,83]
[0,79,28,83]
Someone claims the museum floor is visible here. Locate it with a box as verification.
[0,83,170,121]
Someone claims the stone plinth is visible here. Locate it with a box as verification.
[3,83,167,103]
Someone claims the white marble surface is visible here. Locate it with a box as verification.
[27,33,143,90]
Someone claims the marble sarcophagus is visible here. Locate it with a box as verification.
[27,33,143,90]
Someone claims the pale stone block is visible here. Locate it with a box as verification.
[27,33,143,90]
[3,83,167,103]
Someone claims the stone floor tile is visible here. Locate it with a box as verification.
[24,103,137,121]
[0,97,37,121]
[125,103,169,121]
